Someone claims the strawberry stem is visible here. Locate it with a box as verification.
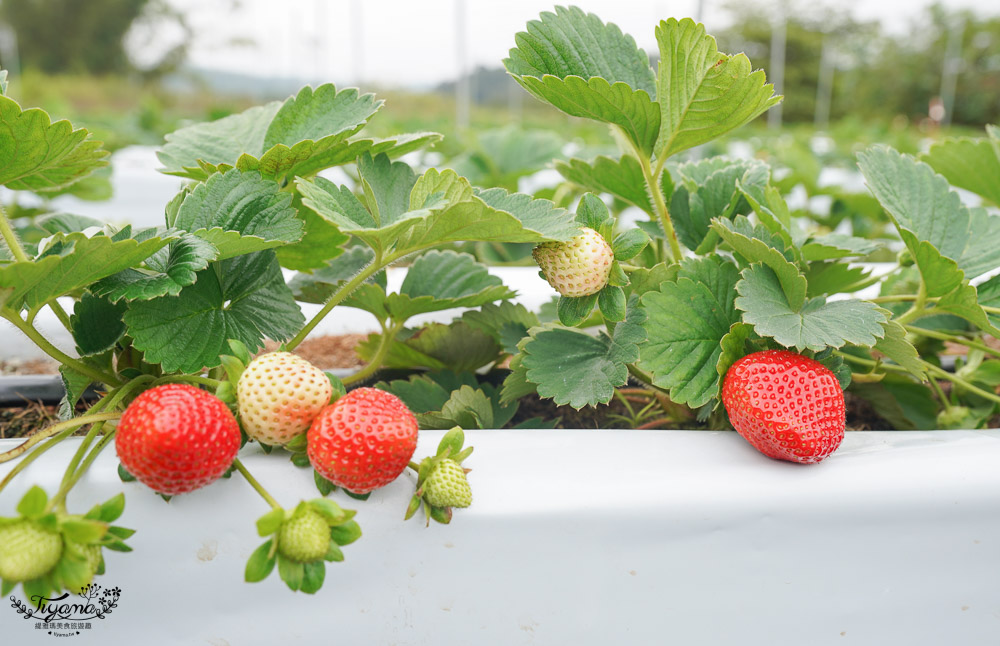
[407,461,420,472]
[343,320,405,386]
[635,147,683,263]
[903,326,1000,360]
[1,310,121,386]
[49,426,120,511]
[0,203,30,263]
[232,459,282,510]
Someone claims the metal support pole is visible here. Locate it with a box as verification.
[455,0,470,130]
[768,15,786,130]
[814,36,835,130]
[940,17,965,128]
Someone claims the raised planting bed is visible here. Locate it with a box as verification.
[3,430,1000,645]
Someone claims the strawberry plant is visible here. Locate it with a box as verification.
[497,7,1000,453]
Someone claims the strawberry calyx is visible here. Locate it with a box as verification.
[245,499,361,594]
[405,427,474,526]
[0,487,134,599]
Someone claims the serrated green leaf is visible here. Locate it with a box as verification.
[639,256,741,407]
[379,373,457,414]
[57,364,92,420]
[504,6,658,154]
[274,196,349,272]
[172,169,302,259]
[673,160,769,252]
[522,297,646,409]
[921,130,1000,206]
[555,155,652,213]
[802,234,880,261]
[716,322,754,382]
[873,314,926,380]
[404,322,501,373]
[452,126,563,189]
[803,262,874,297]
[17,485,48,518]
[737,180,796,255]
[69,291,127,356]
[92,234,219,302]
[461,302,539,355]
[735,264,886,351]
[653,18,780,159]
[125,251,304,373]
[264,84,381,150]
[977,274,1000,330]
[386,250,514,321]
[245,540,276,583]
[0,232,169,313]
[0,95,109,191]
[712,216,805,310]
[288,245,378,305]
[420,385,497,429]
[935,282,1000,336]
[851,376,938,430]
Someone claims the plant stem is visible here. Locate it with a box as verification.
[286,253,386,351]
[1,311,120,386]
[868,294,920,304]
[46,300,73,332]
[49,426,119,510]
[927,375,952,411]
[232,458,281,509]
[0,203,30,263]
[343,320,403,386]
[894,281,928,326]
[157,374,222,389]
[925,363,1000,406]
[982,305,1000,316]
[407,461,420,472]
[636,153,683,263]
[903,325,1000,359]
[0,410,119,468]
[832,351,912,375]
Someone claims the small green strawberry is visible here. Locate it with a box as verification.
[246,499,362,594]
[533,227,614,297]
[422,459,472,509]
[0,519,63,582]
[406,427,475,526]
[59,540,103,591]
[278,508,330,563]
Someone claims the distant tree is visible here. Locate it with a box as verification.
[0,0,189,76]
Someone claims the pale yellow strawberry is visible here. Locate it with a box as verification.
[238,352,332,446]
[532,227,614,297]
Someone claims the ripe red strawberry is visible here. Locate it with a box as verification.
[237,352,332,446]
[532,227,614,297]
[307,388,418,494]
[721,350,845,464]
[116,384,242,495]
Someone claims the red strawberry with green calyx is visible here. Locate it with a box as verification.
[721,349,845,464]
[307,388,418,494]
[116,384,242,495]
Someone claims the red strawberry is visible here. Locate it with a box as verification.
[116,384,242,494]
[307,388,418,494]
[721,350,845,464]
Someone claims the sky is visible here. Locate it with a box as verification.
[161,0,996,88]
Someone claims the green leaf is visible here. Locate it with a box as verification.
[921,129,1000,206]
[612,228,650,261]
[300,561,326,594]
[803,262,874,297]
[521,297,646,409]
[404,322,501,373]
[858,146,1000,281]
[0,232,169,313]
[0,95,109,191]
[716,322,754,382]
[504,6,658,155]
[274,196,349,272]
[92,234,219,302]
[60,519,107,543]
[245,540,276,583]
[277,554,304,591]
[264,84,381,150]
[461,302,539,355]
[672,160,769,252]
[978,274,1000,330]
[653,18,780,159]
[555,155,653,213]
[256,508,285,537]
[379,372,464,414]
[17,485,48,518]
[158,102,281,179]
[872,314,926,380]
[639,255,741,407]
[125,251,304,373]
[452,126,563,188]
[70,291,127,356]
[711,216,805,310]
[735,264,886,351]
[329,520,362,546]
[851,376,937,430]
[172,169,303,259]
[801,234,880,261]
[299,168,579,257]
[420,385,497,429]
[385,250,514,321]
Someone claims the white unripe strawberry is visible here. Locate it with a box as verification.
[532,227,614,298]
[237,352,332,446]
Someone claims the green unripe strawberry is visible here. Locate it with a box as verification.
[423,459,472,509]
[60,540,102,590]
[278,508,329,563]
[533,227,614,298]
[0,519,63,582]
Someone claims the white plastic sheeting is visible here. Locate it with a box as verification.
[2,429,1000,645]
